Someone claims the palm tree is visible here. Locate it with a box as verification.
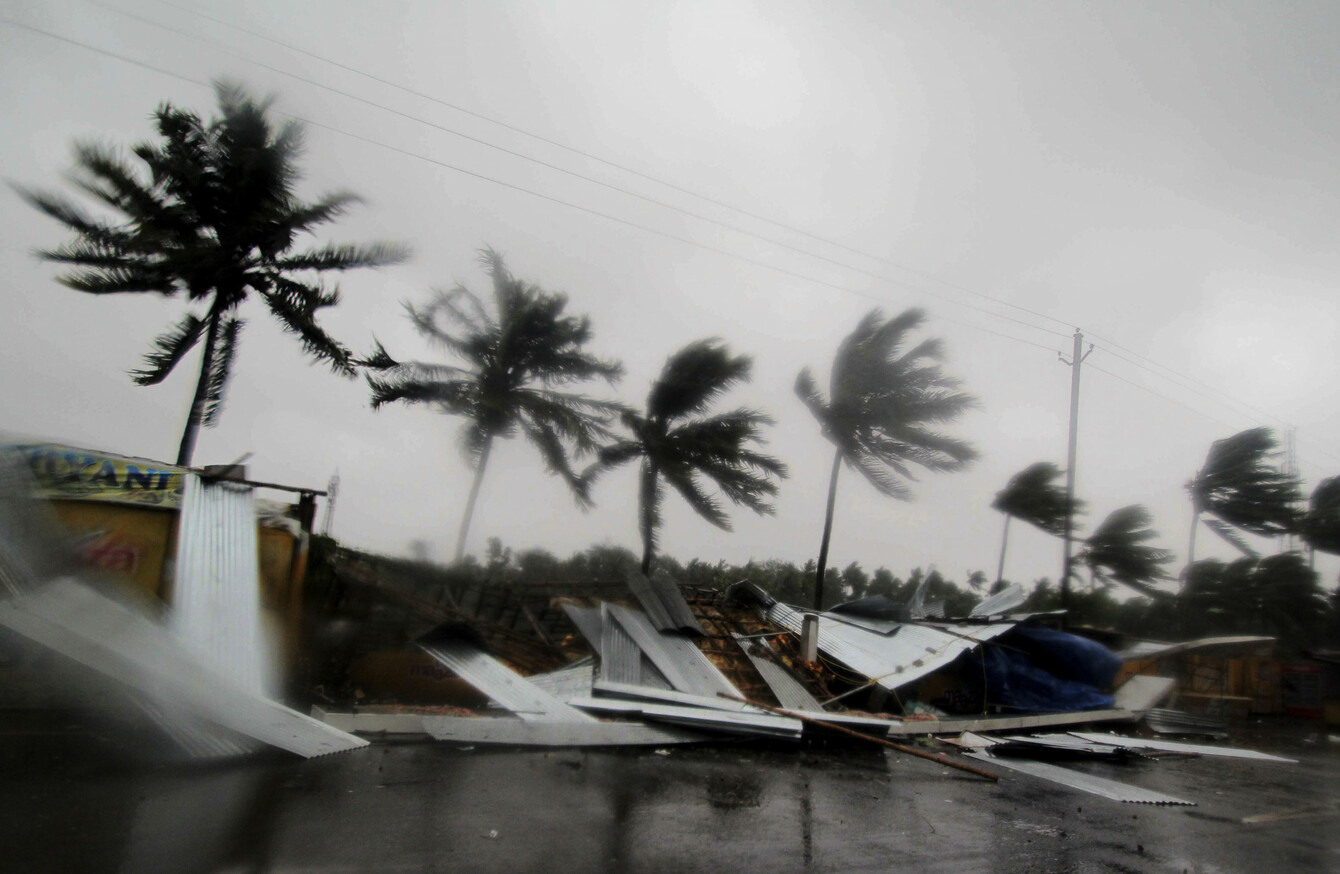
[1301,477,1340,562]
[587,340,787,575]
[795,308,978,611]
[991,462,1077,586]
[1185,428,1301,574]
[17,82,407,465]
[367,249,622,561]
[1076,505,1174,598]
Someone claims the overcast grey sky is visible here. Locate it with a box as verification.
[2,0,1337,590]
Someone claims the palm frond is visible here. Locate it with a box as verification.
[273,242,409,272]
[201,316,243,426]
[1078,504,1173,596]
[1190,428,1301,537]
[992,462,1075,536]
[522,420,592,506]
[262,278,356,376]
[131,313,206,385]
[647,339,752,421]
[661,464,731,530]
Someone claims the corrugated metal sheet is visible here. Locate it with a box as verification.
[561,604,606,656]
[968,582,1027,617]
[170,475,270,696]
[598,604,673,690]
[524,659,596,701]
[964,751,1196,805]
[136,699,259,759]
[765,602,1015,692]
[1067,732,1297,763]
[1120,636,1275,661]
[1112,675,1175,712]
[418,636,593,723]
[0,578,367,757]
[593,680,756,713]
[625,570,704,635]
[420,715,710,746]
[604,603,737,698]
[733,634,823,711]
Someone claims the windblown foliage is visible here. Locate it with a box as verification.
[1076,505,1174,598]
[18,82,407,464]
[367,249,622,560]
[588,339,787,574]
[796,308,977,609]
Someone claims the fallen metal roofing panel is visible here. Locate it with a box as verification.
[560,604,606,656]
[625,570,704,635]
[889,708,1134,736]
[969,582,1027,617]
[603,603,737,698]
[1120,636,1275,661]
[1144,708,1228,738]
[1112,675,1176,712]
[634,703,803,739]
[765,601,1015,692]
[733,635,823,711]
[964,750,1196,805]
[599,604,673,690]
[0,578,367,757]
[418,636,593,723]
[170,475,270,696]
[420,715,710,747]
[1067,732,1297,763]
[524,659,596,701]
[593,680,758,713]
[137,699,259,759]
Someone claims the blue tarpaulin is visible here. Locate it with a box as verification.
[969,626,1121,713]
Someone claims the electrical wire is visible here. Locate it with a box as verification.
[150,0,1079,335]
[0,15,1073,360]
[80,0,1075,344]
[6,12,1334,464]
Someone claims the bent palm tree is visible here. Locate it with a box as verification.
[1185,428,1301,574]
[1301,477,1340,561]
[796,308,978,611]
[18,82,407,465]
[991,462,1078,586]
[367,249,622,561]
[1076,505,1174,598]
[588,340,787,575]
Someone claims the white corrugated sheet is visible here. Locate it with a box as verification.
[765,602,1016,692]
[0,578,367,757]
[170,476,271,696]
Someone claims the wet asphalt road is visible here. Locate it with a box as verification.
[3,716,1338,873]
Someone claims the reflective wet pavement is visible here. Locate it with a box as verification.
[3,716,1338,873]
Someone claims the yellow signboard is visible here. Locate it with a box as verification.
[9,443,186,509]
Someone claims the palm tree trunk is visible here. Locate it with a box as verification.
[813,447,843,612]
[175,311,221,467]
[996,514,1011,586]
[454,439,493,563]
[638,460,659,576]
[1183,506,1200,591]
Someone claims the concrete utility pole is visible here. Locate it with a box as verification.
[321,470,339,536]
[1058,329,1092,622]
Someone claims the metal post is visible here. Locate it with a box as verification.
[1058,329,1092,623]
[801,613,819,662]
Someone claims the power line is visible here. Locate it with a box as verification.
[151,0,1079,335]
[7,13,1334,462]
[0,15,1064,360]
[83,0,1074,343]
